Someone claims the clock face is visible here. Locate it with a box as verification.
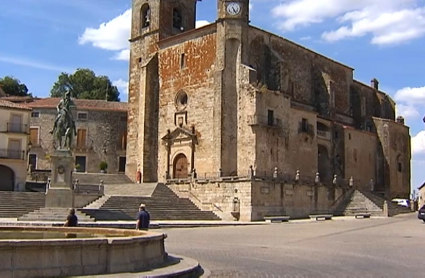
[227,2,241,15]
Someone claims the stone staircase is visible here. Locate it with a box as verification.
[360,190,412,216]
[104,183,158,196]
[333,189,413,216]
[0,192,46,218]
[83,195,111,209]
[81,184,221,221]
[18,208,94,222]
[72,173,132,185]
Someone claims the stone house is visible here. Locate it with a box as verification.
[24,98,128,174]
[126,0,411,220]
[0,99,31,191]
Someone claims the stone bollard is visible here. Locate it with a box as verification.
[383,200,389,217]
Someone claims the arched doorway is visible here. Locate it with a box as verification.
[173,153,188,179]
[318,145,331,183]
[0,165,14,191]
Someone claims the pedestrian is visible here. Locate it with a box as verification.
[136,203,150,230]
[64,208,78,227]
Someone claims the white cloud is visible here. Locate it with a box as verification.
[79,9,131,52]
[196,20,210,28]
[112,49,130,61]
[113,79,129,95]
[271,0,425,45]
[396,104,420,121]
[412,131,425,155]
[395,86,425,105]
[79,9,210,61]
[394,86,425,123]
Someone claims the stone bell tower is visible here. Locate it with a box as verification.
[126,0,199,182]
[213,0,250,176]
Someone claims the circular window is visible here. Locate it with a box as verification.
[175,91,188,110]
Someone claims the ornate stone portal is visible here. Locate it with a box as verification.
[45,149,75,208]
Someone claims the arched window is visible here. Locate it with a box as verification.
[140,4,151,29]
[173,8,183,29]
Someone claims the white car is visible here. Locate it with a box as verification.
[391,198,410,208]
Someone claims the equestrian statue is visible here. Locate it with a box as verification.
[50,91,77,150]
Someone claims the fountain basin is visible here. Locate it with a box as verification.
[0,226,167,278]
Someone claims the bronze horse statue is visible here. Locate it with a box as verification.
[53,112,76,150]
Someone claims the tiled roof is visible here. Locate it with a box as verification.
[25,98,128,112]
[0,99,32,110]
[0,95,35,102]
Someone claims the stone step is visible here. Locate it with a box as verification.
[18,208,95,222]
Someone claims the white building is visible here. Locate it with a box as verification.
[0,99,31,191]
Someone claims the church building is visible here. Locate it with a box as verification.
[126,0,411,220]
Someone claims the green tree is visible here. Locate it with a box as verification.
[50,68,120,101]
[0,76,30,96]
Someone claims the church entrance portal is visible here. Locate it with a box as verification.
[0,165,14,191]
[173,153,188,179]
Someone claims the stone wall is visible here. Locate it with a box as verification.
[167,179,344,221]
[343,127,377,189]
[29,107,127,174]
[157,28,218,180]
[373,118,411,199]
[248,26,353,117]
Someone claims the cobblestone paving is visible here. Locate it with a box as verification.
[160,214,425,278]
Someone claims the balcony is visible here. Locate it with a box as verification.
[248,115,281,128]
[317,130,331,140]
[4,123,28,134]
[0,149,25,160]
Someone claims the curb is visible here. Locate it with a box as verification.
[68,254,203,278]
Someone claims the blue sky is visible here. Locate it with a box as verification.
[1,0,425,192]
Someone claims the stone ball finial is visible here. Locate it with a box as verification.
[315,172,320,184]
[333,174,337,185]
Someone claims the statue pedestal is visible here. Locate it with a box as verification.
[46,149,75,208]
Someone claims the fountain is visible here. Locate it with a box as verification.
[0,226,168,277]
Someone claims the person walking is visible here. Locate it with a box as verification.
[136,203,150,230]
[64,208,78,227]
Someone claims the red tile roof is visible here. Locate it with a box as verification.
[25,98,128,112]
[0,96,35,102]
[0,99,32,110]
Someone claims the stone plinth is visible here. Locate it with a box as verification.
[46,149,75,208]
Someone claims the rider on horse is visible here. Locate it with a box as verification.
[50,91,76,135]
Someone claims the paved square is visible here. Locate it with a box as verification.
[160,214,424,277]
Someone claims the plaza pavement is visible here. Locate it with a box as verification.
[159,213,424,278]
[1,214,423,277]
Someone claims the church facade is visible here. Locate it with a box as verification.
[126,0,411,220]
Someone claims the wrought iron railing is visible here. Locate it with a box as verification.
[7,123,28,134]
[247,115,282,128]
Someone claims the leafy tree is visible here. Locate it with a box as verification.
[0,76,30,96]
[50,68,120,101]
